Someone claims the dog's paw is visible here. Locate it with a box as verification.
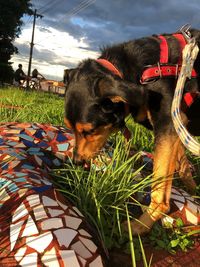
[123,212,155,235]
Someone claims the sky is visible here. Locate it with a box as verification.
[11,0,200,81]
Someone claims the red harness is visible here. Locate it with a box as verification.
[96,33,198,108]
[140,34,197,84]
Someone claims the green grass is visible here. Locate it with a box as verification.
[0,87,64,125]
[1,87,200,266]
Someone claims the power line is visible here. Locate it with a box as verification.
[64,0,96,19]
[35,0,96,46]
[39,0,63,14]
[37,0,56,12]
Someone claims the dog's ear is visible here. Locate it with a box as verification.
[63,68,76,85]
[98,78,146,107]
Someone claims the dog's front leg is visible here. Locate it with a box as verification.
[176,143,196,193]
[128,132,181,235]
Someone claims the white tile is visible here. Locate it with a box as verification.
[185,208,198,225]
[41,218,63,230]
[26,194,40,207]
[34,155,42,166]
[30,178,42,184]
[59,250,80,267]
[65,215,82,229]
[18,189,28,198]
[171,188,181,195]
[79,237,97,253]
[79,229,92,238]
[12,203,28,223]
[171,194,185,203]
[69,209,78,217]
[71,241,92,259]
[161,216,174,227]
[41,247,60,267]
[19,252,38,267]
[48,208,64,217]
[77,255,87,267]
[10,220,24,251]
[42,196,59,206]
[14,247,27,262]
[33,204,48,221]
[174,201,184,211]
[186,200,198,213]
[54,228,77,248]
[72,207,84,217]
[40,178,52,185]
[57,200,68,210]
[22,215,39,237]
[89,255,104,267]
[26,232,53,253]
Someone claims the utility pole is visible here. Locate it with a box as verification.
[27,9,43,86]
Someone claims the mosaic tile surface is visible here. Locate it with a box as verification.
[0,122,104,267]
[0,122,200,267]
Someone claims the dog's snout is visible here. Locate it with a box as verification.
[73,148,85,165]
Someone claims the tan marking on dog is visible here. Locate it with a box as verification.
[74,124,114,161]
[109,96,127,103]
[147,110,154,126]
[76,122,93,133]
[64,117,73,129]
[129,134,182,235]
[176,143,196,193]
[135,106,148,122]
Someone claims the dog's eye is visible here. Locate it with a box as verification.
[82,129,95,137]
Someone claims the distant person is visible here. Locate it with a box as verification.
[32,69,45,80]
[30,69,45,90]
[14,64,26,86]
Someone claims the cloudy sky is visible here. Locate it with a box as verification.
[11,0,200,81]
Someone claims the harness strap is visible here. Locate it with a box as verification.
[141,65,197,83]
[172,33,187,64]
[183,92,198,107]
[141,33,197,84]
[96,35,198,112]
[158,35,169,64]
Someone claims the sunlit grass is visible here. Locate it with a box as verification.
[53,136,153,254]
[0,87,64,125]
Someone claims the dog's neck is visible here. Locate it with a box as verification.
[96,58,123,79]
[99,44,136,81]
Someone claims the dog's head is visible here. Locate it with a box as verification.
[64,59,145,164]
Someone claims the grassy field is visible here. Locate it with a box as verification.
[1,87,200,266]
[0,86,64,125]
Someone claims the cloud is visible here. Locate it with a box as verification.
[11,0,200,80]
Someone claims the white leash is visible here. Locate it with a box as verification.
[171,37,200,155]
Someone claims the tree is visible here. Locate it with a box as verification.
[0,0,33,84]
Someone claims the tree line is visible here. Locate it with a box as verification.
[0,0,33,84]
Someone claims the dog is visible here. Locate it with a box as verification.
[64,27,200,235]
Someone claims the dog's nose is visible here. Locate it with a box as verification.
[73,149,85,166]
[73,158,85,166]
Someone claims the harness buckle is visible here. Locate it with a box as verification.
[179,24,192,43]
[175,64,179,78]
[157,62,162,78]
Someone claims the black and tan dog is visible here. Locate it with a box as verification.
[64,27,200,235]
